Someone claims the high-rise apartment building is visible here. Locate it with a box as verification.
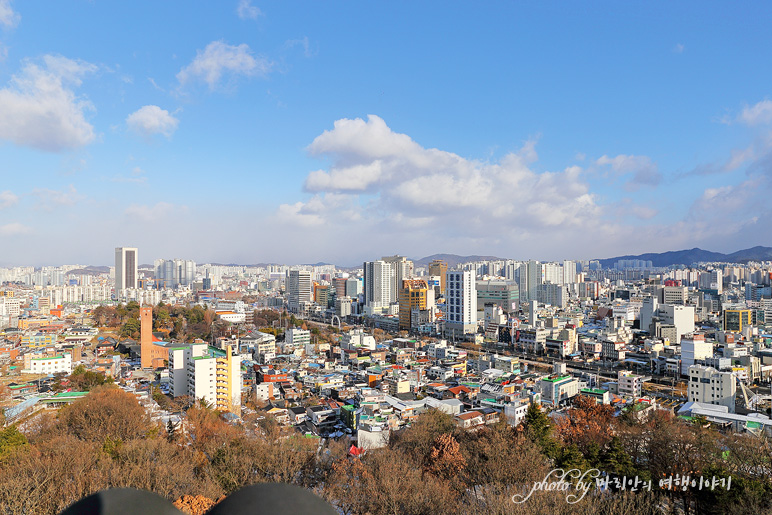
[287,270,312,313]
[445,270,477,335]
[382,255,413,303]
[517,260,541,302]
[698,270,723,294]
[428,260,448,295]
[154,259,196,289]
[363,260,394,307]
[168,342,241,415]
[563,260,577,285]
[114,247,138,291]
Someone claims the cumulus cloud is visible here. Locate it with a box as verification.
[124,202,186,223]
[177,41,270,89]
[278,115,610,257]
[32,184,84,210]
[126,105,179,138]
[236,0,262,20]
[0,190,17,209]
[0,55,96,152]
[0,222,29,236]
[0,0,20,29]
[596,154,662,190]
[737,99,772,126]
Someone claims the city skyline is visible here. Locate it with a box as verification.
[1,2,772,266]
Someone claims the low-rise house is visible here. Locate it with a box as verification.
[455,410,485,429]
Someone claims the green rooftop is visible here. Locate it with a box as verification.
[53,391,88,398]
[581,388,608,395]
[542,375,571,383]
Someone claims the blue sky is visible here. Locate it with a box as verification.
[0,1,771,267]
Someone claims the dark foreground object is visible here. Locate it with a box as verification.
[60,483,337,515]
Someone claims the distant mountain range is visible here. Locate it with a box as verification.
[64,265,110,276]
[596,246,772,268]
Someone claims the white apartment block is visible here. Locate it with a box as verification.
[0,297,21,317]
[27,353,73,375]
[680,334,713,376]
[618,370,644,398]
[688,365,736,413]
[285,328,311,352]
[45,284,112,305]
[445,270,477,335]
[364,260,394,307]
[168,343,241,414]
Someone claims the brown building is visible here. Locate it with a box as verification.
[428,260,448,295]
[399,279,429,331]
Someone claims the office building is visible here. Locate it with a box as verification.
[115,247,138,291]
[428,260,448,295]
[723,309,753,332]
[345,277,361,298]
[476,279,519,311]
[399,279,430,331]
[688,365,736,413]
[539,374,579,405]
[287,270,312,313]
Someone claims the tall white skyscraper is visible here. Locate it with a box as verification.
[115,247,138,291]
[445,270,477,335]
[287,270,312,313]
[517,260,541,302]
[382,255,413,303]
[364,260,394,307]
[563,260,577,285]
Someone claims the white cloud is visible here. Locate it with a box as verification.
[0,190,17,209]
[236,0,262,20]
[124,202,186,223]
[0,0,20,29]
[285,36,314,58]
[0,55,96,152]
[672,43,684,54]
[595,154,662,190]
[126,105,179,138]
[177,41,270,89]
[738,99,772,126]
[32,184,84,210]
[0,222,29,236]
[280,115,608,257]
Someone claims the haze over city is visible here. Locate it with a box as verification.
[0,2,771,266]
